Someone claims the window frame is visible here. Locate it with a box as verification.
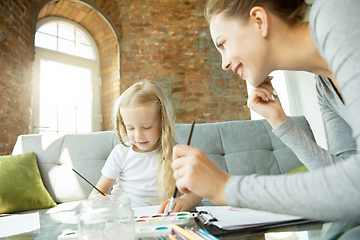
[33,17,102,134]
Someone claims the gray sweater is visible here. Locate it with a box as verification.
[272,76,356,170]
[224,0,360,221]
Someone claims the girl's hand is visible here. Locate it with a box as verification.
[157,198,189,213]
[88,175,114,199]
[88,192,108,199]
[247,77,288,129]
[171,145,230,205]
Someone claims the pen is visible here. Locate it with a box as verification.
[72,168,107,196]
[167,120,195,215]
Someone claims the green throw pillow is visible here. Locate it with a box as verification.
[287,164,309,174]
[0,152,57,214]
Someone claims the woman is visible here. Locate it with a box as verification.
[172,0,360,222]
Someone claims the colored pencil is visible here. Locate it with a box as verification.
[198,229,220,240]
[172,229,188,240]
[184,228,206,240]
[191,228,212,240]
[168,234,177,240]
[172,224,199,240]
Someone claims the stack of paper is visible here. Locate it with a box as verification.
[0,212,40,238]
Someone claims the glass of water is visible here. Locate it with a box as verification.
[78,196,135,240]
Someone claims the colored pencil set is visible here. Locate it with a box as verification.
[137,224,220,240]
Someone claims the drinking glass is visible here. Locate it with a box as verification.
[78,196,135,240]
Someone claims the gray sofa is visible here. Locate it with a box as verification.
[9,116,315,239]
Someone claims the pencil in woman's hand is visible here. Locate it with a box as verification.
[167,120,195,216]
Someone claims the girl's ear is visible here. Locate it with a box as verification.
[249,6,269,38]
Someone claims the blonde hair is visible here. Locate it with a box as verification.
[113,81,177,203]
[205,0,309,26]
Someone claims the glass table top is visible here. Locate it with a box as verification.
[0,208,355,240]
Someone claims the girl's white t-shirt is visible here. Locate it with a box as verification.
[101,144,159,207]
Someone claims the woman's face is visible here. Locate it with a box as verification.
[210,12,273,87]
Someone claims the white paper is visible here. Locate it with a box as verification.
[132,205,160,217]
[0,212,40,237]
[196,206,303,230]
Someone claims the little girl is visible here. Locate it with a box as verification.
[89,81,201,212]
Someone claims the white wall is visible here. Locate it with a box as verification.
[247,70,291,120]
[285,71,328,150]
[246,70,327,149]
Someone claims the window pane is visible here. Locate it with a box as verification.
[75,43,94,60]
[36,20,96,60]
[76,106,91,132]
[76,29,89,44]
[37,22,57,36]
[39,60,57,84]
[57,64,77,132]
[39,83,58,132]
[59,22,75,41]
[57,63,92,133]
[74,67,92,132]
[35,32,57,51]
[58,103,76,132]
[58,38,75,55]
[39,60,58,133]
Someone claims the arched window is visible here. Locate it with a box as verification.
[33,17,102,134]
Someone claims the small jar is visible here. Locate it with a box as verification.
[78,196,135,240]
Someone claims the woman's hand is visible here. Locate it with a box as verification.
[157,198,189,214]
[247,77,288,129]
[171,145,230,205]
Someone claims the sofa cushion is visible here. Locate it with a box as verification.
[0,152,57,214]
[12,132,120,203]
[287,164,309,174]
[175,116,314,176]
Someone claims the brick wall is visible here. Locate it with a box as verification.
[0,0,250,155]
[117,0,250,123]
[0,0,33,155]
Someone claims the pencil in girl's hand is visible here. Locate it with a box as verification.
[72,168,107,196]
[167,121,195,216]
